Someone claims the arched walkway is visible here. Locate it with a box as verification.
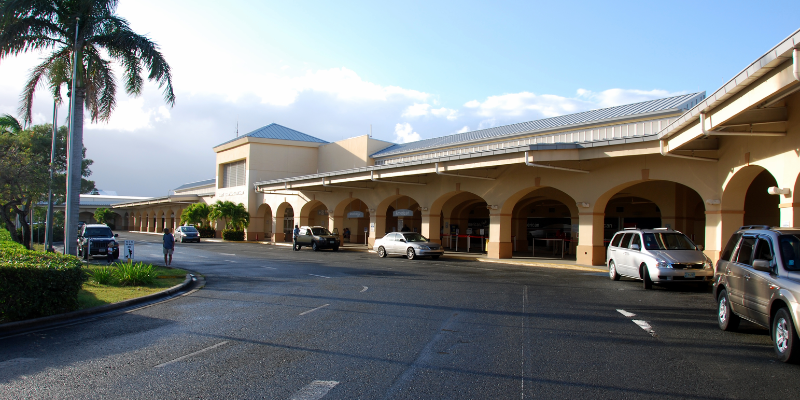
[333,198,371,245]
[276,202,294,242]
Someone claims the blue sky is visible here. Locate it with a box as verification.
[0,0,797,196]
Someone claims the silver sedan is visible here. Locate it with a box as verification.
[374,232,444,260]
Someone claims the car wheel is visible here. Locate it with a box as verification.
[180,237,185,243]
[312,242,319,251]
[642,265,652,289]
[717,289,740,331]
[773,307,799,363]
[431,255,440,259]
[609,260,620,281]
[378,246,387,258]
[333,246,339,252]
[407,248,416,260]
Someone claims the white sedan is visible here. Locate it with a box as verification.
[374,232,444,260]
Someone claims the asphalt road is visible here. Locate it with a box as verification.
[1,232,798,399]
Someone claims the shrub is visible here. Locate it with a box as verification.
[0,229,87,322]
[222,229,244,241]
[91,266,116,285]
[197,226,216,238]
[115,262,156,286]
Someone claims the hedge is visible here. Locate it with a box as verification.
[222,229,244,241]
[0,228,87,323]
[197,226,216,238]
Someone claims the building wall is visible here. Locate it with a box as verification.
[318,135,393,172]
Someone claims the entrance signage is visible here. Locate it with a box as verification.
[347,211,364,218]
[392,209,414,217]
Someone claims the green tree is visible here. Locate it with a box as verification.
[209,201,250,231]
[0,0,175,254]
[180,202,211,227]
[0,114,22,134]
[93,207,112,225]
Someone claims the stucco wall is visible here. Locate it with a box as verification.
[318,135,393,173]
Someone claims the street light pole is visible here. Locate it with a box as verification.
[44,100,57,252]
[64,17,80,255]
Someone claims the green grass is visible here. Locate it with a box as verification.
[78,263,189,309]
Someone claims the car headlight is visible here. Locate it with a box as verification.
[704,260,713,269]
[418,245,430,250]
[656,260,671,268]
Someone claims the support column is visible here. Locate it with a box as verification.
[576,212,605,266]
[248,215,264,241]
[370,212,384,248]
[780,202,800,228]
[332,213,344,242]
[156,212,165,233]
[703,211,727,262]
[421,213,441,245]
[488,212,512,259]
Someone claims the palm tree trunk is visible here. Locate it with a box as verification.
[64,86,84,255]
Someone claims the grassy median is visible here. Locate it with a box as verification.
[79,263,189,309]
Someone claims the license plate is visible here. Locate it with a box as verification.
[329,240,334,243]
[684,272,696,278]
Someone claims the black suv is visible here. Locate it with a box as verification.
[77,224,119,260]
[714,225,800,362]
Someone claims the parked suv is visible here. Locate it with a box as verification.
[77,224,119,260]
[295,226,340,251]
[606,228,713,289]
[714,225,800,362]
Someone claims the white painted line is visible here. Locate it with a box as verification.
[220,253,236,256]
[197,256,208,258]
[289,380,339,400]
[308,274,330,279]
[632,320,657,337]
[262,266,277,270]
[155,341,229,368]
[617,309,636,318]
[360,286,368,293]
[300,304,330,316]
[224,260,238,263]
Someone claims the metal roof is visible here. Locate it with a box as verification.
[216,123,328,147]
[174,178,216,191]
[371,93,705,158]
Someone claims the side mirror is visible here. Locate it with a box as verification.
[400,239,406,243]
[696,244,704,251]
[752,259,771,272]
[630,244,640,251]
[114,234,119,238]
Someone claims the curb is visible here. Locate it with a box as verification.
[0,272,203,336]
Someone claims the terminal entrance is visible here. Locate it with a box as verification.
[385,196,421,235]
[510,187,577,260]
[439,192,489,253]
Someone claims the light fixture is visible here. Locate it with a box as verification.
[486,205,498,210]
[368,208,375,213]
[705,199,721,205]
[577,202,590,208]
[768,187,791,196]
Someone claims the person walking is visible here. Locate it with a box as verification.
[292,224,300,251]
[163,228,175,266]
[106,242,115,264]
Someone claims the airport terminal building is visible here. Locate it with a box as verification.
[113,29,800,266]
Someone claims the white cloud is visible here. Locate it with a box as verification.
[456,126,470,133]
[394,122,421,143]
[577,88,684,108]
[402,103,459,120]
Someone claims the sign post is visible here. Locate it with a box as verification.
[123,240,134,263]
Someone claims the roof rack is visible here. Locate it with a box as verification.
[653,227,671,230]
[739,225,771,230]
[623,227,638,230]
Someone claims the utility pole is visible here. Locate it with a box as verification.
[64,17,80,255]
[44,100,58,252]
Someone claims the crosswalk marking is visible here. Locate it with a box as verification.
[289,380,339,400]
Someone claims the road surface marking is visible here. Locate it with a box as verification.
[289,380,339,400]
[155,341,229,368]
[360,286,368,293]
[262,266,277,270]
[617,309,636,317]
[220,253,235,256]
[300,304,330,316]
[224,260,238,263]
[308,274,331,279]
[632,320,657,337]
[197,255,208,258]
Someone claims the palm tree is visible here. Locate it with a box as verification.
[0,114,22,134]
[0,0,175,255]
[209,201,250,231]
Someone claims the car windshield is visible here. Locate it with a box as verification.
[779,234,800,271]
[311,227,330,236]
[402,233,428,242]
[84,227,113,237]
[182,226,198,232]
[642,232,696,250]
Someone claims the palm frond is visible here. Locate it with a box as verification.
[18,46,70,123]
[0,113,23,134]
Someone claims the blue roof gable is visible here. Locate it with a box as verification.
[216,123,328,147]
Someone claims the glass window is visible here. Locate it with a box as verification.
[221,160,246,188]
[402,233,428,242]
[630,235,641,250]
[720,233,742,261]
[753,239,774,262]
[642,232,697,250]
[779,234,800,271]
[735,237,756,265]
[611,234,623,247]
[84,227,113,237]
[620,233,634,248]
[182,226,198,232]
[311,227,330,236]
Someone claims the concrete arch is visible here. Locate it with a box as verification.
[333,197,371,244]
[374,194,421,240]
[428,190,489,251]
[300,199,330,228]
[254,203,273,241]
[507,186,580,258]
[275,202,295,242]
